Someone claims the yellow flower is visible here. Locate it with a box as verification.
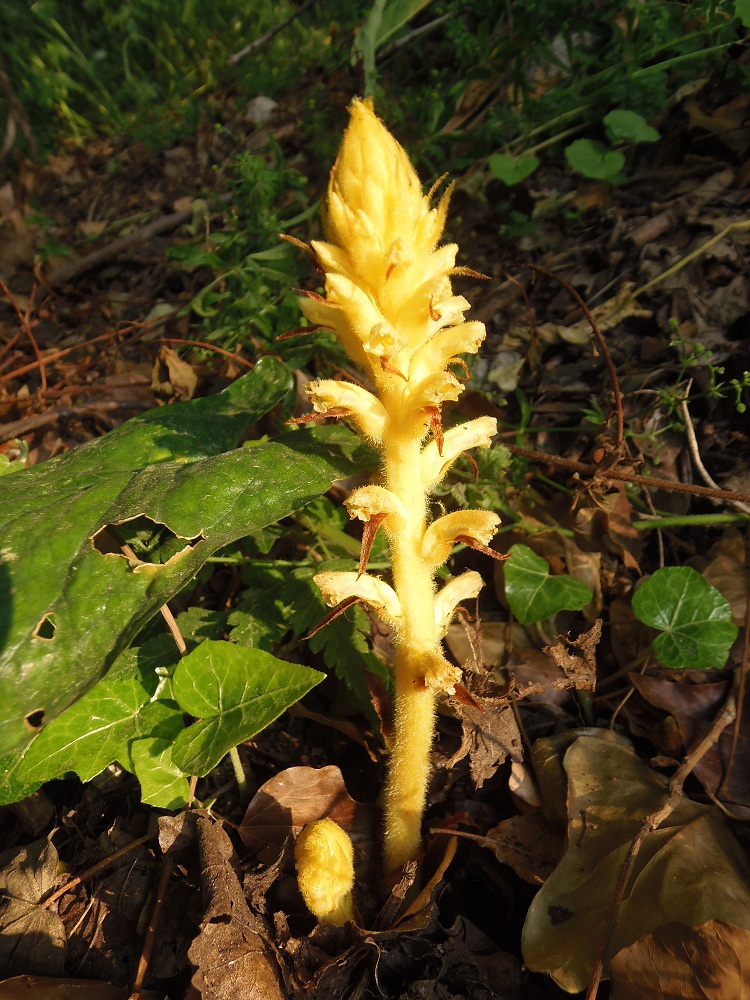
[295,819,355,926]
[292,99,500,872]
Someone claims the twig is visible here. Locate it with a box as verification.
[679,382,750,515]
[506,443,750,505]
[0,330,123,383]
[44,830,155,909]
[0,400,153,442]
[228,0,317,65]
[378,13,451,59]
[49,208,194,284]
[160,337,254,368]
[130,856,174,998]
[585,679,738,1000]
[634,219,750,299]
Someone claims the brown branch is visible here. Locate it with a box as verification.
[44,830,155,908]
[49,208,194,284]
[506,443,750,505]
[0,400,153,442]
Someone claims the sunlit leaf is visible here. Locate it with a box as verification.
[632,566,738,669]
[171,640,324,776]
[504,544,592,624]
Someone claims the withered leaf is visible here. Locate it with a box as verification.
[0,839,66,978]
[188,814,285,1000]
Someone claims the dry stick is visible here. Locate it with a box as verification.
[0,400,154,442]
[584,680,739,1000]
[49,207,194,285]
[43,830,155,909]
[679,383,750,516]
[505,443,750,506]
[513,263,624,449]
[130,854,174,999]
[227,0,317,64]
[0,330,122,383]
[159,337,254,369]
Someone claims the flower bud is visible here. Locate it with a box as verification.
[295,819,355,926]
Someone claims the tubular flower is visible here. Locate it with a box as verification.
[293,99,499,872]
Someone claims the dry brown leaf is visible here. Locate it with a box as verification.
[610,919,750,1000]
[701,529,747,627]
[238,765,378,865]
[151,346,197,401]
[522,732,750,992]
[0,839,66,978]
[188,814,285,1000]
[480,812,564,885]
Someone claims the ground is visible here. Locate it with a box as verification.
[1,45,750,1000]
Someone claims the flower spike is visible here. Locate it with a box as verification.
[293,99,499,873]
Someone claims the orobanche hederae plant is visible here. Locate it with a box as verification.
[292,98,500,917]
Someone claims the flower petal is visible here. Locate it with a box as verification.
[422,510,500,569]
[306,379,387,441]
[434,570,484,637]
[421,416,497,488]
[314,570,401,623]
[345,485,407,529]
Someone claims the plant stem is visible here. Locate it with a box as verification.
[381,413,439,871]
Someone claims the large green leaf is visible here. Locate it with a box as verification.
[632,566,738,670]
[504,544,592,624]
[0,357,374,755]
[170,640,324,776]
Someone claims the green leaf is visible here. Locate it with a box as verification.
[631,567,738,670]
[0,742,45,805]
[355,0,435,95]
[504,544,592,625]
[604,109,660,145]
[564,139,625,181]
[130,701,190,810]
[0,354,374,756]
[6,638,180,793]
[488,153,540,186]
[735,0,750,27]
[170,640,324,776]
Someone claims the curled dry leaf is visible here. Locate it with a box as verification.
[189,814,285,1000]
[238,765,379,867]
[522,732,750,993]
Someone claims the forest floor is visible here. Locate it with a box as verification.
[1,67,750,1000]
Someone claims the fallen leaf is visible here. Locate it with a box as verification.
[188,814,285,1000]
[238,765,378,865]
[151,346,197,401]
[701,529,747,627]
[0,839,66,978]
[610,919,750,1000]
[522,732,750,992]
[476,812,564,885]
[0,976,162,999]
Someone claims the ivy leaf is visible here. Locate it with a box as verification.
[504,544,592,625]
[565,139,625,181]
[604,109,660,145]
[5,638,180,795]
[632,567,738,670]
[488,153,540,186]
[170,640,324,776]
[130,702,190,810]
[0,354,374,756]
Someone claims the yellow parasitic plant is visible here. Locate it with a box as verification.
[294,99,498,877]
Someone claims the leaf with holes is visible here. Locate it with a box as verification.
[0,356,375,756]
[170,640,324,776]
[632,567,738,670]
[504,544,592,625]
[1,639,181,802]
